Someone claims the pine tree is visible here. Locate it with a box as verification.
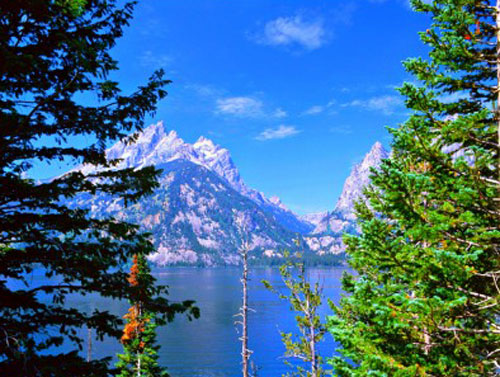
[263,252,327,377]
[0,1,197,375]
[327,1,499,376]
[116,254,167,377]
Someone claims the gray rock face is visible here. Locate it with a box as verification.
[70,121,312,265]
[78,121,312,233]
[304,142,389,254]
[299,212,328,227]
[71,121,389,262]
[333,141,389,220]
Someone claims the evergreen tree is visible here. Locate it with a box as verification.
[263,252,327,377]
[0,1,197,375]
[328,1,499,376]
[116,254,167,377]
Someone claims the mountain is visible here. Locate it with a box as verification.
[304,142,389,253]
[312,142,389,233]
[299,212,328,227]
[333,142,389,220]
[71,121,312,265]
[70,121,388,264]
[74,159,300,265]
[78,121,312,234]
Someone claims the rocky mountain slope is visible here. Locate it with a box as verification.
[72,122,311,265]
[79,121,312,234]
[71,121,388,265]
[332,141,388,221]
[74,159,300,265]
[304,142,389,254]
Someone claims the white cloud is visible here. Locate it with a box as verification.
[303,105,324,115]
[259,16,326,50]
[273,108,288,118]
[139,50,172,68]
[343,95,403,115]
[439,92,467,103]
[215,97,263,117]
[255,125,301,141]
[186,83,221,97]
[302,100,335,116]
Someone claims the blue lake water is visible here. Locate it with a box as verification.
[33,267,348,376]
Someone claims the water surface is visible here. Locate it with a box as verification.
[59,267,347,376]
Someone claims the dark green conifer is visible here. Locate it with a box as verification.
[0,1,197,375]
[328,1,499,376]
[116,254,167,377]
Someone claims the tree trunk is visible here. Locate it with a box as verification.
[241,244,249,377]
[497,2,500,181]
[307,296,317,376]
[137,303,142,377]
[86,327,92,362]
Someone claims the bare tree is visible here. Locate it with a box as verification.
[86,327,92,363]
[235,240,253,377]
[263,251,327,377]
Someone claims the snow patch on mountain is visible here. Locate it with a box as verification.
[77,121,311,234]
[306,141,389,254]
[333,141,389,220]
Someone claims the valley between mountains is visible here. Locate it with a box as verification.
[71,121,388,266]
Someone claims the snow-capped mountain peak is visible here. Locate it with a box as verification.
[76,121,312,234]
[333,141,389,218]
[269,196,289,211]
[103,121,192,170]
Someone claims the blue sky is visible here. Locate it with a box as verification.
[35,0,431,215]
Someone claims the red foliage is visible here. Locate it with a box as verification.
[120,255,147,345]
[127,254,140,287]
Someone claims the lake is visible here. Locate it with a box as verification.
[56,267,347,376]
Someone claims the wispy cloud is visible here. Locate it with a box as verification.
[215,96,288,119]
[368,0,424,9]
[139,50,172,68]
[273,108,288,118]
[302,100,335,116]
[257,16,327,50]
[255,125,301,141]
[439,92,467,103]
[342,95,403,115]
[330,125,352,134]
[303,105,324,115]
[186,83,222,97]
[215,97,264,118]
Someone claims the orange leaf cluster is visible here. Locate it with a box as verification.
[121,255,148,345]
[127,254,140,287]
[121,304,143,344]
[121,303,148,345]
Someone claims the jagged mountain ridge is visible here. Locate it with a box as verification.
[71,121,388,264]
[304,142,389,254]
[74,159,300,265]
[333,141,389,219]
[78,121,312,234]
[313,142,389,234]
[299,212,328,227]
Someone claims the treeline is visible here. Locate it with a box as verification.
[1,1,498,377]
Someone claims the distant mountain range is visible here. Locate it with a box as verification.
[70,121,388,265]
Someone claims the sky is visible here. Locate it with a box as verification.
[34,0,432,215]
